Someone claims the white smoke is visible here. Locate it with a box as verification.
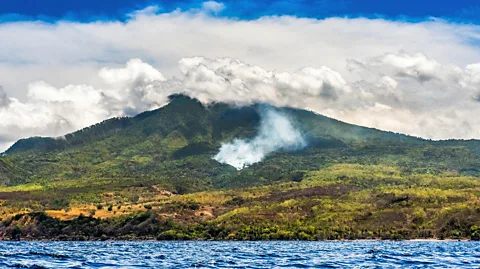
[213,107,306,169]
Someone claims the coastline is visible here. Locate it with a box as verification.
[0,238,473,242]
[1,212,479,242]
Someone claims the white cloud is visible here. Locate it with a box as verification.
[0,59,169,151]
[3,51,480,152]
[201,1,226,14]
[173,54,480,141]
[176,57,351,107]
[2,11,480,101]
[2,7,480,150]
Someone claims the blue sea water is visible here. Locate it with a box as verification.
[0,241,478,268]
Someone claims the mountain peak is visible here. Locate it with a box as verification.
[2,95,480,192]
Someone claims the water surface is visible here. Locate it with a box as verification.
[0,241,478,268]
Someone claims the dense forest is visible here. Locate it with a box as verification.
[0,95,479,240]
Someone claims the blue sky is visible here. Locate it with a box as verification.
[2,0,480,22]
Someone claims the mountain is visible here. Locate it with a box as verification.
[0,158,27,185]
[4,94,480,189]
[1,94,480,240]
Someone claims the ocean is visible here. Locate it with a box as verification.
[0,241,478,268]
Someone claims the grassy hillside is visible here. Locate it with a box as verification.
[0,164,479,240]
[0,94,480,240]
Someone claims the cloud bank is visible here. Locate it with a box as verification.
[213,108,306,169]
[2,5,480,150]
[2,6,480,99]
[3,51,480,152]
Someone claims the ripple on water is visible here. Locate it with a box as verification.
[0,241,478,268]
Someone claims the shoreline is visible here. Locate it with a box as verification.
[0,238,473,242]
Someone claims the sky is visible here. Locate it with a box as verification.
[3,0,480,22]
[2,0,480,150]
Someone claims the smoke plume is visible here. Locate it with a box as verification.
[213,107,306,169]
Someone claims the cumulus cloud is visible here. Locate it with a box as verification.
[323,52,480,139]
[176,57,350,107]
[2,8,480,101]
[0,59,168,150]
[2,50,480,152]
[213,107,306,169]
[201,1,226,14]
[173,53,480,141]
[3,6,480,150]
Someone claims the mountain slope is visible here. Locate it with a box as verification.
[3,94,480,193]
[0,158,27,185]
[1,95,480,240]
[6,95,421,156]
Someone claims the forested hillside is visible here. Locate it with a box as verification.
[0,94,479,240]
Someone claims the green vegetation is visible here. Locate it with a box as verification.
[0,95,479,240]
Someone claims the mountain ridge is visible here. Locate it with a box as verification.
[9,93,480,158]
[2,94,480,190]
[5,94,427,155]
